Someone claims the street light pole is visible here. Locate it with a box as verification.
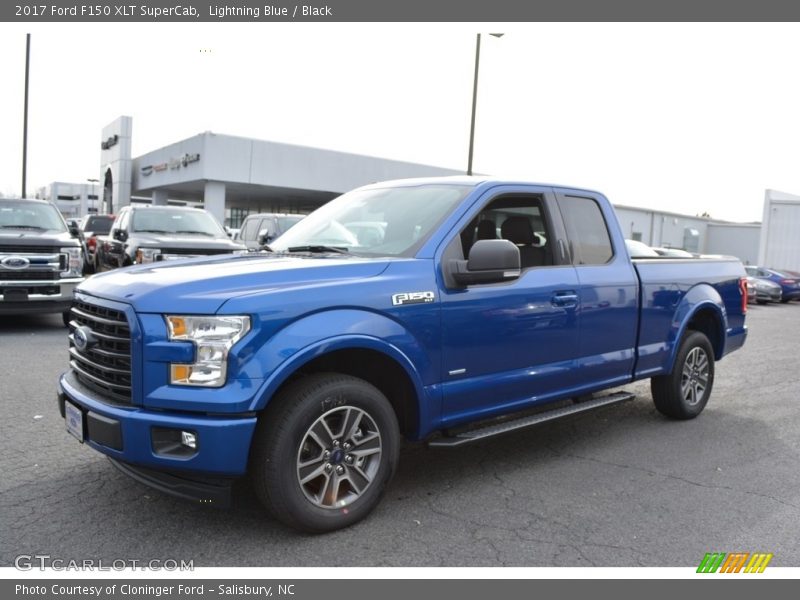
[22,33,31,198]
[87,178,99,215]
[466,33,481,176]
[466,33,503,176]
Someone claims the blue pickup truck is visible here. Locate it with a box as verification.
[58,177,748,532]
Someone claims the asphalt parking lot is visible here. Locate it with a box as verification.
[1,303,799,568]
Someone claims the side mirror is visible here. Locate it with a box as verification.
[449,239,521,286]
[257,229,274,246]
[113,229,128,242]
[68,220,82,238]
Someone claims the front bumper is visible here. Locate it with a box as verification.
[57,370,258,481]
[755,289,782,303]
[0,277,82,314]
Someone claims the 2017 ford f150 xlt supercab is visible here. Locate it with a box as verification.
[57,178,747,532]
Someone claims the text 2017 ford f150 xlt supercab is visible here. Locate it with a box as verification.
[57,178,747,532]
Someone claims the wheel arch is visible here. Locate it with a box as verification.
[666,285,728,373]
[251,336,432,441]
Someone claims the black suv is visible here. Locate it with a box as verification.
[96,205,246,271]
[0,198,85,323]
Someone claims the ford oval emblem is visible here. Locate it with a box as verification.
[73,326,96,352]
[1,256,30,270]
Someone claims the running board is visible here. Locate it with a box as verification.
[428,391,635,448]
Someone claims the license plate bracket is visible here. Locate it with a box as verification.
[65,401,84,442]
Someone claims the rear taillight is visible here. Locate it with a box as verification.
[87,237,97,250]
[739,277,748,314]
[780,279,796,285]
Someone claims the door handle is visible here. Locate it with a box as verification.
[552,291,579,307]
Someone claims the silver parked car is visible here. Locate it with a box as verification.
[747,276,782,304]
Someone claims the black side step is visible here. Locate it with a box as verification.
[428,391,635,448]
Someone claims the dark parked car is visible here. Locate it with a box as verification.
[96,205,246,271]
[79,214,114,273]
[0,197,84,324]
[744,266,800,303]
[238,213,304,250]
[746,276,782,304]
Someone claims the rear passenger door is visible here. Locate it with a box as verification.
[554,190,639,389]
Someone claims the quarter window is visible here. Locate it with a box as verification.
[558,196,613,265]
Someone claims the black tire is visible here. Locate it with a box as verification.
[780,298,790,304]
[250,373,400,533]
[651,331,715,420]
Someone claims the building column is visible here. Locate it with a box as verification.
[204,181,226,224]
[152,189,168,206]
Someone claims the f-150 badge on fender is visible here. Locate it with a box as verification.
[392,291,435,306]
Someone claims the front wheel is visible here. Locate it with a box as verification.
[651,331,715,420]
[250,373,400,533]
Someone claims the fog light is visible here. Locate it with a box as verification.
[152,427,198,458]
[181,431,197,449]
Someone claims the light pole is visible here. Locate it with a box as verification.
[86,178,99,214]
[467,33,503,176]
[22,33,31,198]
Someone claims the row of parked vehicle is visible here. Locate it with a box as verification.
[77,206,306,274]
[624,238,800,305]
[0,199,305,325]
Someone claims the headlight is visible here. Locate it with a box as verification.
[166,315,250,387]
[136,247,161,264]
[60,247,82,277]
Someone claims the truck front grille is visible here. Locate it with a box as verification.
[0,245,59,253]
[0,270,61,281]
[68,300,132,405]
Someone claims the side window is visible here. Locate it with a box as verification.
[558,196,613,265]
[240,218,259,242]
[258,218,275,238]
[458,195,554,270]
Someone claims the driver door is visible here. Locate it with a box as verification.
[438,186,581,428]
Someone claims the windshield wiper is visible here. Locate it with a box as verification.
[287,245,350,255]
[135,229,172,234]
[177,230,215,236]
[0,225,48,230]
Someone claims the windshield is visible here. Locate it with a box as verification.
[0,201,67,232]
[277,215,303,233]
[84,215,114,234]
[131,209,226,237]
[625,239,660,258]
[270,184,472,256]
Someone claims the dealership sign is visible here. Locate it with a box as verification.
[141,153,200,176]
[101,134,119,150]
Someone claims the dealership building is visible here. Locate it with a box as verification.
[42,115,796,269]
[95,116,463,228]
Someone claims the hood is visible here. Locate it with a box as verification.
[0,230,79,247]
[79,253,391,313]
[133,233,243,250]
